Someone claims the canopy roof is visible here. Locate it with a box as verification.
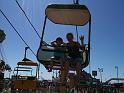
[46,4,91,26]
[17,61,38,66]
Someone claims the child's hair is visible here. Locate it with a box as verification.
[56,37,63,42]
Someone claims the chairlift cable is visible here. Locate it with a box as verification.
[0,9,36,57]
[15,0,41,39]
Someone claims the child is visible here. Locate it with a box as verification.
[51,37,65,59]
[48,37,65,72]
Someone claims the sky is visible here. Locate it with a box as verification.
[0,0,124,81]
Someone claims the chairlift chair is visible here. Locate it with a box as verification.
[11,61,38,91]
[37,4,91,71]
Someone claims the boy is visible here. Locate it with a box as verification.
[48,37,65,72]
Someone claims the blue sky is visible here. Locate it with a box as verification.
[0,0,124,81]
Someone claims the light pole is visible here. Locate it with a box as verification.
[115,66,119,83]
[98,68,103,82]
